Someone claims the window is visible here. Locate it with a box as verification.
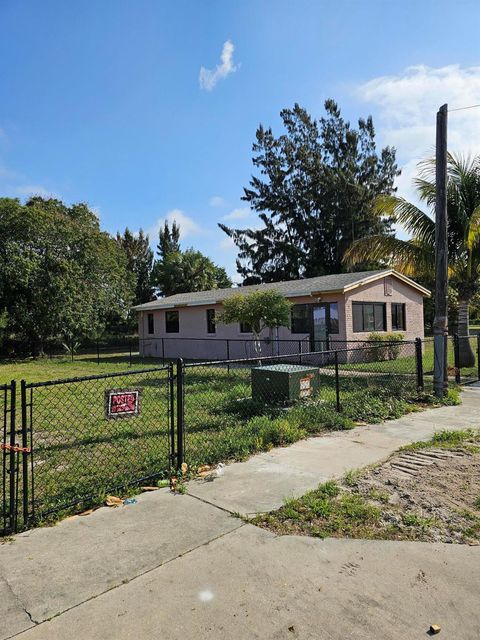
[206,309,216,334]
[352,302,386,332]
[329,303,339,334]
[165,310,179,333]
[391,303,406,331]
[291,303,339,335]
[239,321,252,334]
[291,304,310,334]
[147,313,154,335]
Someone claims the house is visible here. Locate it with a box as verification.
[133,269,430,361]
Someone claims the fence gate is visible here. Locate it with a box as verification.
[1,381,30,535]
[0,366,174,532]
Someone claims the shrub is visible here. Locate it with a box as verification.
[367,332,404,361]
[248,415,306,448]
[291,402,355,432]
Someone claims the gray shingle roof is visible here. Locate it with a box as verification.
[133,269,429,311]
[133,269,430,311]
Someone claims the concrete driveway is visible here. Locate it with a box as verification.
[1,386,479,640]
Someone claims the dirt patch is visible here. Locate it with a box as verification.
[354,446,480,543]
[252,430,480,544]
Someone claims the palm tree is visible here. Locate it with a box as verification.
[344,153,480,367]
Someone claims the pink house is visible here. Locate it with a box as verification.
[133,269,430,361]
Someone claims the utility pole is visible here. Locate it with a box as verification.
[433,104,448,398]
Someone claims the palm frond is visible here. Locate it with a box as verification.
[343,235,433,276]
[374,195,435,244]
[467,204,480,252]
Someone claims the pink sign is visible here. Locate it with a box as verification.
[105,389,140,418]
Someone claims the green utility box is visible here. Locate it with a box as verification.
[251,364,319,404]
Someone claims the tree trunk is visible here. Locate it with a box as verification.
[457,298,475,368]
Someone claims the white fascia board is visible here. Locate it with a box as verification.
[186,299,218,307]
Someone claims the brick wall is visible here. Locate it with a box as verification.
[344,276,426,342]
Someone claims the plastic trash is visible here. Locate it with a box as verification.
[123,498,137,505]
[204,463,225,482]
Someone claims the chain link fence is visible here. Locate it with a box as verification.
[180,341,421,469]
[22,366,172,526]
[1,335,479,534]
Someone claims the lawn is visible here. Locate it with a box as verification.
[337,338,478,380]
[0,353,166,385]
[0,354,459,532]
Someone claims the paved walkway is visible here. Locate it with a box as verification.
[1,386,480,640]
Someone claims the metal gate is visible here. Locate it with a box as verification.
[1,366,178,533]
[1,381,30,535]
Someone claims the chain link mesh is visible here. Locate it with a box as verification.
[25,367,171,521]
[181,341,421,469]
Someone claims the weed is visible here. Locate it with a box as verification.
[344,469,362,487]
[368,488,390,504]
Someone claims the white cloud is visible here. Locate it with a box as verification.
[222,207,251,221]
[199,40,238,91]
[147,208,202,242]
[209,195,227,207]
[355,64,480,205]
[219,235,235,251]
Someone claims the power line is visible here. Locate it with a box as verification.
[448,103,480,112]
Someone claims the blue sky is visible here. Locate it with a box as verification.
[1,0,480,281]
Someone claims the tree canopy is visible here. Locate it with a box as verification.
[220,290,292,337]
[152,221,232,296]
[0,197,133,353]
[220,100,399,284]
[116,228,154,305]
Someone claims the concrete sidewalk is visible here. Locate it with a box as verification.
[189,385,480,514]
[1,385,479,640]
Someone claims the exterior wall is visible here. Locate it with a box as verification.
[343,277,425,342]
[138,293,346,360]
[137,276,425,360]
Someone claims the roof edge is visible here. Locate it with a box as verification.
[343,269,431,297]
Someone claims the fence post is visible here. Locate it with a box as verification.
[162,338,165,365]
[168,363,176,466]
[226,340,230,374]
[477,335,480,381]
[453,334,461,383]
[7,380,16,533]
[96,340,100,365]
[334,351,340,412]
[129,340,132,367]
[20,380,29,529]
[415,337,424,391]
[176,359,184,469]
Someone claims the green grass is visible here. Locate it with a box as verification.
[252,429,480,543]
[0,354,463,530]
[0,353,167,385]
[337,339,478,379]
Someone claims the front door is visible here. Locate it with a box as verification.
[311,304,329,352]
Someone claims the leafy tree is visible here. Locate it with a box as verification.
[220,290,292,353]
[116,228,154,304]
[219,100,398,283]
[154,248,231,297]
[152,220,231,296]
[157,220,180,260]
[344,153,480,367]
[0,197,133,355]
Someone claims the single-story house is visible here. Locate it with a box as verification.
[133,269,430,361]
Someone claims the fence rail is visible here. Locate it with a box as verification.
[1,335,479,534]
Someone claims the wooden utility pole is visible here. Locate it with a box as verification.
[433,104,448,398]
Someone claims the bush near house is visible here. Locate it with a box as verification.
[367,332,404,361]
